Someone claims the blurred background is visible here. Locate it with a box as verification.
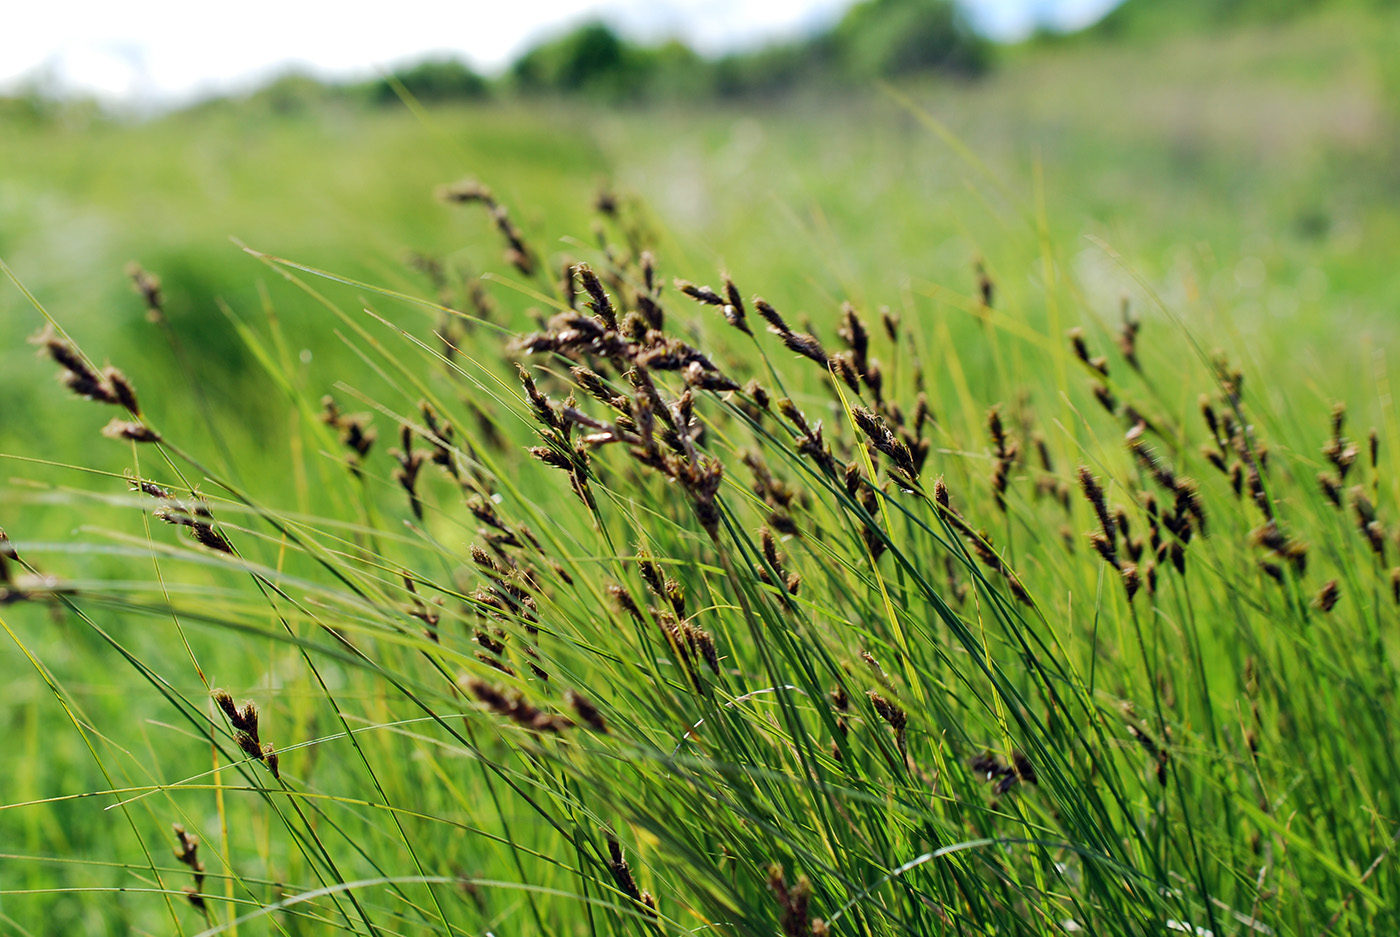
[3,0,1399,462]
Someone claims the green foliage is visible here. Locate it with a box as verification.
[364,57,489,105]
[1094,0,1398,39]
[510,21,651,100]
[503,1,987,102]
[835,0,989,78]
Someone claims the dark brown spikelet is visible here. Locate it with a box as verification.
[606,835,643,903]
[868,690,908,756]
[438,179,494,204]
[31,325,120,406]
[829,352,861,393]
[767,865,812,937]
[781,330,828,365]
[1391,568,1400,606]
[1090,532,1119,569]
[753,297,789,333]
[127,262,165,323]
[976,261,994,308]
[516,364,560,431]
[103,367,141,416]
[392,425,426,520]
[1077,466,1115,542]
[1068,327,1108,376]
[1351,487,1386,558]
[1323,402,1359,479]
[1200,395,1222,447]
[664,577,686,617]
[172,823,207,910]
[468,679,571,732]
[560,260,578,310]
[570,366,625,409]
[572,263,617,330]
[191,524,234,554]
[971,750,1030,795]
[321,396,375,475]
[1314,579,1340,613]
[150,487,232,555]
[988,406,1018,511]
[1128,723,1170,786]
[101,419,161,443]
[565,690,607,733]
[1249,521,1307,573]
[880,306,900,342]
[636,549,666,598]
[608,584,645,623]
[1093,382,1118,414]
[852,405,918,481]
[1118,300,1140,370]
[686,625,721,675]
[261,744,281,779]
[1121,563,1142,602]
[213,691,281,774]
[675,278,725,307]
[837,302,869,374]
[491,206,534,276]
[721,274,750,334]
[1318,472,1343,508]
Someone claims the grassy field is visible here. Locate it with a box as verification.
[3,8,1400,935]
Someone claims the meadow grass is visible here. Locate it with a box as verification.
[3,13,1400,935]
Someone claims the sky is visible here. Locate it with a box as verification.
[1,0,1122,105]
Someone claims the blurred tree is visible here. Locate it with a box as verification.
[510,22,648,100]
[368,58,488,104]
[834,0,989,78]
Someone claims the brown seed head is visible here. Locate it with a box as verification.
[1314,579,1340,613]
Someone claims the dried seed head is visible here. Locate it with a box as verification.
[1093,382,1117,414]
[1076,466,1114,542]
[1118,299,1140,370]
[675,279,725,306]
[468,679,571,733]
[838,302,869,370]
[572,263,617,330]
[1121,563,1141,602]
[880,306,899,342]
[1068,327,1108,376]
[753,297,789,333]
[31,325,125,406]
[977,261,994,307]
[608,584,644,622]
[606,834,642,902]
[261,743,280,779]
[564,690,607,733]
[438,179,495,204]
[1314,579,1340,613]
[664,577,686,617]
[1317,472,1342,507]
[102,367,140,415]
[829,352,860,393]
[780,330,828,364]
[721,275,749,334]
[868,691,907,731]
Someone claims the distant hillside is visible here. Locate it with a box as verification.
[1091,0,1395,39]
